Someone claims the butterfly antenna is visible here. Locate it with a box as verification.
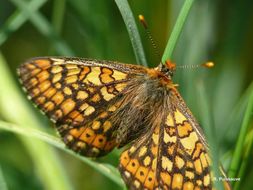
[138,15,161,62]
[177,61,215,69]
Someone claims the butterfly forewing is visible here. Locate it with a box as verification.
[18,57,147,157]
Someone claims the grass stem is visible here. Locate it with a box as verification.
[162,0,195,62]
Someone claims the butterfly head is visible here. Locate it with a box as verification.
[158,60,176,79]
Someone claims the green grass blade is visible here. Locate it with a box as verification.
[0,120,124,188]
[49,0,66,54]
[162,0,195,62]
[0,121,62,147]
[0,0,47,46]
[0,166,8,190]
[115,0,147,66]
[10,0,74,56]
[233,128,253,190]
[221,84,250,143]
[0,53,72,190]
[52,0,66,34]
[228,82,253,183]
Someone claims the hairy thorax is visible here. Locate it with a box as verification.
[113,68,175,147]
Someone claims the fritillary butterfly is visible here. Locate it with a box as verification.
[18,57,230,190]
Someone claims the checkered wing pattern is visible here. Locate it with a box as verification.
[18,57,147,157]
[119,89,217,190]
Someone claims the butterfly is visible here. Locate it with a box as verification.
[18,57,230,190]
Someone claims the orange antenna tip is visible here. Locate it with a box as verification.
[138,14,148,29]
[202,62,214,68]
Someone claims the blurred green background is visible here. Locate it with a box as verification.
[0,0,253,190]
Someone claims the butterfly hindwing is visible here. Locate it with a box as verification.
[18,57,147,157]
[119,125,160,190]
[119,89,213,190]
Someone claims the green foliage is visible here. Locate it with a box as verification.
[115,0,147,66]
[0,165,8,190]
[0,0,252,190]
[162,0,194,62]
